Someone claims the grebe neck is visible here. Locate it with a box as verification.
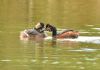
[51,26,57,37]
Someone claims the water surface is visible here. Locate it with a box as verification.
[0,0,100,70]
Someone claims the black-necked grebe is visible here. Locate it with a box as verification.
[45,24,79,38]
[20,22,46,40]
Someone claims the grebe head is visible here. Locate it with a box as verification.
[46,24,57,37]
[45,24,52,31]
[35,22,45,33]
[35,22,44,30]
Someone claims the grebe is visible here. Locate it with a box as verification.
[45,24,79,38]
[20,22,46,40]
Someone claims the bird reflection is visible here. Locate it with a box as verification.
[51,38,57,48]
[20,36,79,65]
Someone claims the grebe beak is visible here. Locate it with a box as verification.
[45,27,51,31]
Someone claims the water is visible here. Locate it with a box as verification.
[0,0,100,70]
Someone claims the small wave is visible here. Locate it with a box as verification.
[86,25,94,27]
[92,28,100,30]
[68,48,99,52]
[51,61,60,64]
[0,59,12,62]
[45,36,100,44]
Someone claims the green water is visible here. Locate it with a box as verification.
[0,0,100,70]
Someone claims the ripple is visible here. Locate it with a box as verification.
[45,36,100,44]
[80,67,85,69]
[81,48,98,52]
[84,57,97,61]
[86,25,94,27]
[22,65,29,66]
[76,62,83,64]
[92,28,100,30]
[68,48,99,52]
[43,57,48,59]
[0,59,12,62]
[68,50,83,52]
[51,61,59,64]
[42,60,48,63]
[31,59,37,62]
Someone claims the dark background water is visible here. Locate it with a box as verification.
[0,0,100,70]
